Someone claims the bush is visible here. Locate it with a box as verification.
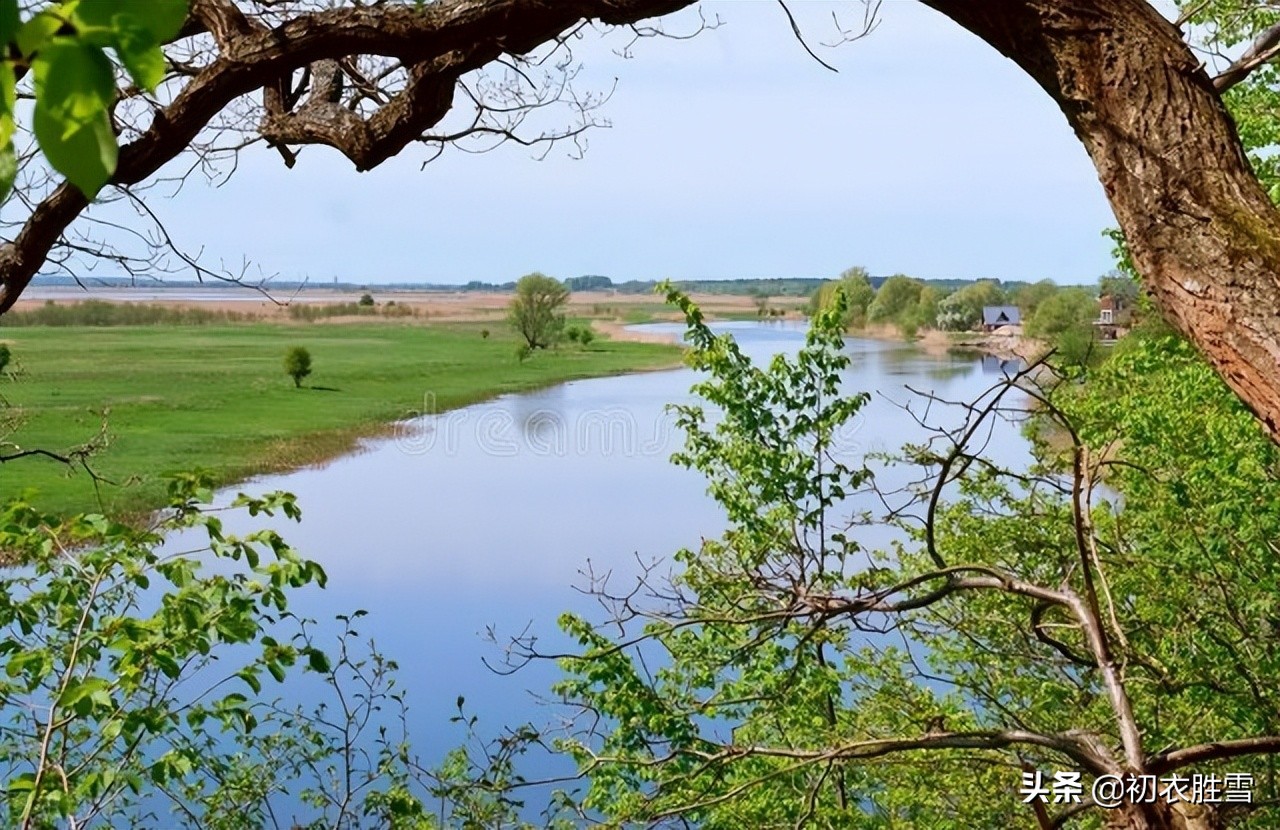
[358,293,375,307]
[578,326,596,346]
[0,343,10,375]
[480,329,490,339]
[284,346,312,388]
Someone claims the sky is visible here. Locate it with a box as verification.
[105,1,1122,287]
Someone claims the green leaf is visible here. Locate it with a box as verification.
[71,3,178,91]
[306,647,331,674]
[33,99,116,197]
[236,667,261,694]
[15,9,68,57]
[114,20,165,90]
[33,40,115,124]
[97,0,187,44]
[0,0,19,48]
[266,660,286,683]
[0,141,16,203]
[32,40,119,196]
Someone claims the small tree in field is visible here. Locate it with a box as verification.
[508,273,569,350]
[284,346,312,388]
[0,344,10,376]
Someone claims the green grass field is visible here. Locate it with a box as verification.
[0,321,681,517]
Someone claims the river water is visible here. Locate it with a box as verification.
[193,320,1029,799]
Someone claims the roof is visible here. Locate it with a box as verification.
[982,305,1021,327]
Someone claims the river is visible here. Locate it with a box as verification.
[190,320,1030,813]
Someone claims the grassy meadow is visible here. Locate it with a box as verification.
[0,320,681,517]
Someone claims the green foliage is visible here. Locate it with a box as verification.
[4,0,189,199]
[0,342,10,374]
[283,345,311,388]
[564,274,613,292]
[0,477,313,826]
[809,266,876,329]
[1011,278,1058,316]
[508,273,569,350]
[358,292,375,307]
[0,476,455,827]
[539,302,1280,826]
[1025,286,1096,340]
[935,279,1007,331]
[1098,271,1139,303]
[563,324,597,347]
[866,273,924,324]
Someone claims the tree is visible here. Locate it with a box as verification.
[1013,279,1060,317]
[284,346,312,388]
[534,293,1280,830]
[508,272,569,350]
[1025,286,1098,340]
[936,280,1008,331]
[810,266,877,329]
[866,274,924,325]
[1099,271,1141,304]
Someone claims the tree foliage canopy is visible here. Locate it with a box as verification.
[508,272,569,350]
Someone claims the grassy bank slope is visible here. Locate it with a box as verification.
[0,322,680,517]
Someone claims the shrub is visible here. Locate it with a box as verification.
[480,329,490,339]
[0,343,10,375]
[284,346,312,388]
[578,326,596,346]
[358,293,375,307]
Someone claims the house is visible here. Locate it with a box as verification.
[981,305,1021,333]
[1095,294,1131,340]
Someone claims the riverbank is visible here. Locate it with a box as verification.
[850,322,1044,361]
[0,321,681,518]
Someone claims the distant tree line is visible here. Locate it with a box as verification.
[809,263,1140,349]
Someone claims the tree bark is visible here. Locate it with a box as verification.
[920,0,1280,443]
[1105,800,1222,830]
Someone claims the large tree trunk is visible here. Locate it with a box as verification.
[921,0,1280,443]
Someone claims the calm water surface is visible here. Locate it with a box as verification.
[197,321,1030,769]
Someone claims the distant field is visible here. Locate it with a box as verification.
[9,288,810,325]
[0,321,681,518]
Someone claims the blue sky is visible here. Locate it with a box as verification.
[134,1,1120,286]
